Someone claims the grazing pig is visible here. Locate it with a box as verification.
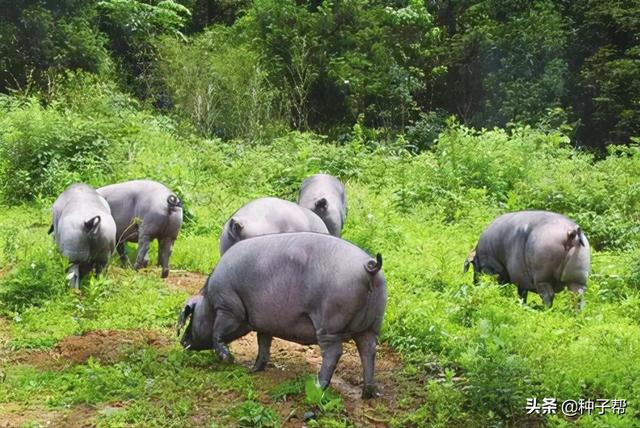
[298,174,347,237]
[464,210,591,307]
[219,197,328,255]
[177,232,387,399]
[50,184,116,288]
[97,180,183,278]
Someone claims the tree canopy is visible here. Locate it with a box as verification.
[1,0,637,148]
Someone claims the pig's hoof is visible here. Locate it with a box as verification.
[161,269,169,279]
[219,352,235,364]
[251,361,268,372]
[361,384,379,399]
[303,411,316,421]
[134,261,149,270]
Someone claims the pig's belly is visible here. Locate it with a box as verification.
[255,315,318,346]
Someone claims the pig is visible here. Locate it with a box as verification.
[177,232,387,399]
[49,184,116,288]
[464,210,591,307]
[298,174,347,237]
[219,197,328,255]
[97,180,183,278]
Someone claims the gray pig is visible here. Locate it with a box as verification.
[177,232,387,399]
[219,197,328,255]
[464,210,591,307]
[97,180,183,278]
[298,174,347,237]
[50,184,116,288]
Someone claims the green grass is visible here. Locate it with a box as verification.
[1,89,639,426]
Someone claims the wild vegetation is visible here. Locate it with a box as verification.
[0,1,639,427]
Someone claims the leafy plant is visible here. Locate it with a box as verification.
[304,377,343,415]
[234,400,280,428]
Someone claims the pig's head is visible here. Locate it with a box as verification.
[176,294,214,351]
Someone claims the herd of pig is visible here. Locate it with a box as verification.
[48,174,591,398]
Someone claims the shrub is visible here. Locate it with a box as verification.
[157,27,286,141]
[405,109,449,152]
[0,99,114,202]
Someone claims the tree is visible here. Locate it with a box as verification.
[97,0,191,101]
[0,0,109,92]
[564,0,640,148]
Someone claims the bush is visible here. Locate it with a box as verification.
[0,1,110,93]
[157,27,286,141]
[0,98,115,202]
[0,72,186,203]
[97,0,191,100]
[405,110,449,151]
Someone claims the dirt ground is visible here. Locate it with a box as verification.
[0,402,121,428]
[231,333,402,427]
[165,269,208,295]
[9,329,169,370]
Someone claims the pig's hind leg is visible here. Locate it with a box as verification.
[316,333,344,389]
[133,231,151,270]
[354,330,378,399]
[116,243,129,266]
[94,260,106,278]
[157,237,174,279]
[517,287,528,303]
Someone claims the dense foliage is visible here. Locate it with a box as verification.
[1,0,637,147]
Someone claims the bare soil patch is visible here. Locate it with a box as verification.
[0,403,96,428]
[11,329,168,369]
[165,270,207,295]
[187,389,243,427]
[0,265,11,279]
[231,332,402,427]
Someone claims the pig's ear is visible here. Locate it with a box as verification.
[229,218,244,239]
[463,250,476,273]
[176,301,195,336]
[84,216,101,234]
[315,198,328,211]
[577,227,586,247]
